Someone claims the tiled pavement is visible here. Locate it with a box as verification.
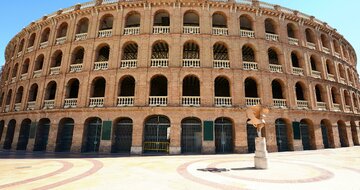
[0,147,359,190]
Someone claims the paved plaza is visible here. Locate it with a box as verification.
[0,147,360,190]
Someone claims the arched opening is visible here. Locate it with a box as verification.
[183,11,199,27]
[183,41,200,60]
[344,90,352,111]
[96,45,110,62]
[212,12,227,28]
[118,76,135,97]
[291,52,301,68]
[182,75,200,96]
[21,59,29,74]
[33,118,51,151]
[16,119,31,150]
[151,41,169,61]
[150,75,167,96]
[121,42,138,64]
[71,47,84,64]
[56,22,68,38]
[91,77,106,97]
[338,64,345,79]
[28,84,38,102]
[287,23,298,39]
[264,18,277,34]
[272,80,284,99]
[350,121,359,146]
[15,86,23,104]
[299,119,316,150]
[66,79,79,99]
[268,48,279,65]
[99,14,114,30]
[51,50,63,68]
[305,28,316,44]
[320,119,335,148]
[213,43,229,66]
[326,60,335,75]
[315,85,324,102]
[240,14,253,31]
[28,33,36,48]
[18,39,25,52]
[76,17,89,34]
[0,93,3,108]
[111,118,133,153]
[34,54,44,71]
[310,55,320,72]
[154,10,170,26]
[143,115,170,153]
[44,81,57,100]
[275,118,290,152]
[333,40,341,54]
[295,82,306,100]
[214,76,230,97]
[5,89,12,105]
[55,118,74,152]
[245,78,258,98]
[3,120,16,149]
[321,34,330,49]
[337,120,349,147]
[82,117,102,152]
[242,45,255,62]
[215,117,233,153]
[12,63,18,78]
[125,12,140,28]
[181,117,202,154]
[353,93,359,111]
[0,120,4,143]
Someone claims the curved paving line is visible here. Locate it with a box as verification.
[33,159,104,190]
[0,160,73,189]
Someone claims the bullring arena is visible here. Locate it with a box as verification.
[0,0,359,155]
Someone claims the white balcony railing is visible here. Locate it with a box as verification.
[212,27,228,36]
[273,99,287,108]
[322,47,330,54]
[151,59,168,67]
[14,103,21,112]
[327,74,335,82]
[269,64,283,73]
[55,37,66,45]
[43,100,55,109]
[123,27,140,35]
[297,100,309,109]
[183,59,200,68]
[39,41,48,49]
[70,64,83,72]
[149,96,167,106]
[339,77,346,84]
[316,102,327,110]
[27,101,36,110]
[288,37,299,46]
[214,97,232,107]
[332,103,341,111]
[243,62,258,70]
[120,60,137,68]
[345,105,351,112]
[246,97,261,106]
[4,105,10,112]
[240,30,255,38]
[183,26,200,34]
[17,51,22,57]
[94,61,108,70]
[33,70,42,78]
[306,42,316,50]
[292,67,304,76]
[98,29,113,38]
[50,66,61,75]
[334,52,341,59]
[182,96,200,107]
[153,26,170,34]
[213,60,230,68]
[265,33,279,41]
[117,96,134,106]
[75,33,88,41]
[11,77,16,83]
[89,97,104,107]
[20,73,28,80]
[64,98,77,108]
[311,70,321,79]
[27,46,34,53]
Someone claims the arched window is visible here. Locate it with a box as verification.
[150,75,167,97]
[182,75,200,97]
[287,23,298,39]
[315,85,324,103]
[65,79,80,99]
[264,18,277,34]
[51,50,63,67]
[118,76,135,106]
[57,22,68,38]
[95,44,110,70]
[305,28,316,49]
[28,33,36,48]
[34,54,44,71]
[21,59,30,74]
[153,10,170,34]
[242,45,255,62]
[244,78,258,98]
[272,80,284,99]
[215,76,230,97]
[91,77,106,97]
[45,81,57,100]
[183,41,200,67]
[12,63,18,78]
[295,82,305,101]
[213,43,229,68]
[183,11,199,27]
[268,48,279,65]
[71,47,84,64]
[333,40,341,54]
[15,86,23,104]
[40,28,50,43]
[240,15,253,31]
[151,41,169,67]
[99,14,114,30]
[310,55,320,72]
[321,34,330,49]
[28,84,38,102]
[5,89,12,105]
[212,12,227,35]
[291,52,301,68]
[18,39,25,52]
[76,18,89,34]
[121,42,138,68]
[124,12,140,35]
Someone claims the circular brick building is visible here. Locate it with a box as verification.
[0,0,359,155]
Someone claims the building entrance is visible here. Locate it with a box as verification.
[16,119,31,150]
[181,118,202,154]
[112,118,133,153]
[215,118,233,153]
[143,116,170,153]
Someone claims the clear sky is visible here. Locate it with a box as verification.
[0,0,359,70]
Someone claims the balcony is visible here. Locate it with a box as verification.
[246,98,261,106]
[269,64,283,73]
[27,101,36,110]
[240,30,255,38]
[214,97,232,107]
[98,29,112,38]
[332,103,341,112]
[153,26,170,34]
[149,96,167,106]
[55,37,66,45]
[17,51,22,57]
[292,67,304,76]
[316,102,326,110]
[64,98,77,108]
[334,52,341,59]
[288,37,299,46]
[20,73,28,80]
[89,97,104,107]
[183,59,200,68]
[183,26,200,34]
[39,41,48,49]
[27,46,34,53]
[50,67,61,75]
[151,59,168,67]
[243,62,258,70]
[311,70,321,79]
[75,33,88,41]
[120,60,137,68]
[265,33,279,41]
[11,77,16,83]
[4,105,10,113]
[70,64,83,73]
[182,96,200,107]
[43,100,55,109]
[344,105,351,113]
[327,74,335,82]
[213,60,230,69]
[339,77,346,84]
[117,96,134,106]
[322,47,330,54]
[124,27,140,35]
[306,42,316,50]
[212,27,228,36]
[273,99,287,108]
[296,100,309,109]
[94,61,108,70]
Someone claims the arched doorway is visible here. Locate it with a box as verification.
[82,117,102,153]
[351,121,359,146]
[3,120,16,150]
[320,120,334,148]
[0,120,5,142]
[299,120,311,150]
[55,118,74,152]
[143,115,170,154]
[215,118,233,153]
[112,118,133,153]
[181,117,202,154]
[337,120,349,147]
[33,118,51,151]
[275,119,289,152]
[16,119,31,150]
[246,123,257,153]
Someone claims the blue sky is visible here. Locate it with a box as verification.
[0,0,359,70]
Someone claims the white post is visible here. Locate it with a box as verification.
[254,136,269,169]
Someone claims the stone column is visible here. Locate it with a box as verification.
[169,121,181,155]
[130,120,143,155]
[99,140,111,153]
[346,124,354,147]
[10,123,21,151]
[46,123,58,152]
[70,123,84,153]
[265,122,277,152]
[332,123,341,148]
[313,123,324,149]
[234,121,247,153]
